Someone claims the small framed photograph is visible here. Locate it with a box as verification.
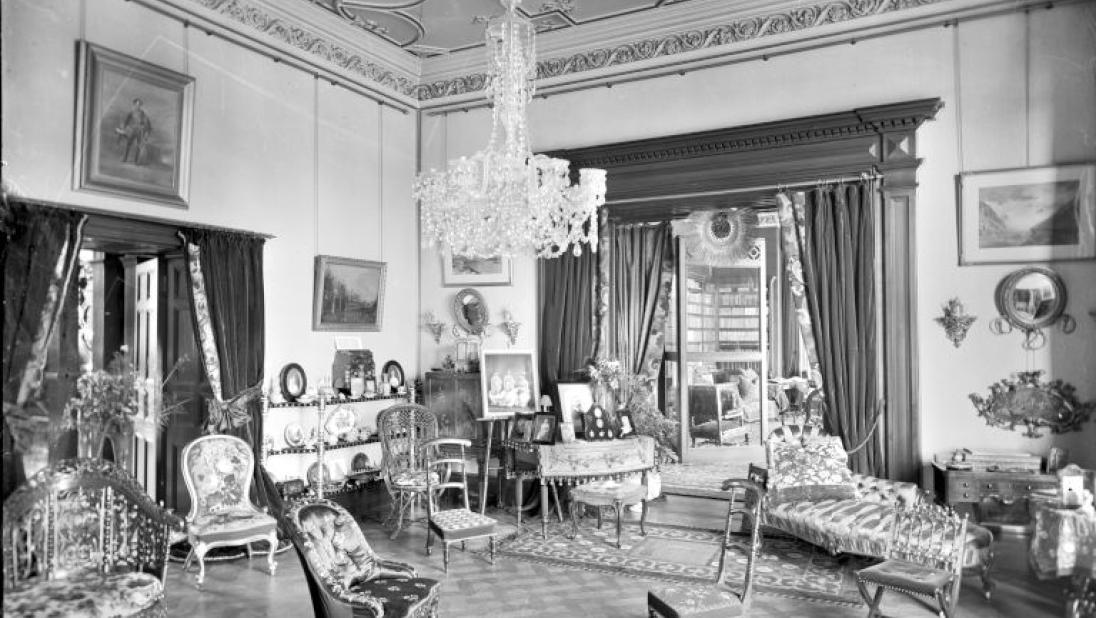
[480,349,540,418]
[1046,447,1069,474]
[957,163,1096,264]
[441,249,512,286]
[510,415,534,442]
[531,413,558,445]
[74,42,195,207]
[616,409,636,438]
[584,404,615,441]
[312,255,386,331]
[556,382,594,437]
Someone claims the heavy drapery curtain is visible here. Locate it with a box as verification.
[604,222,674,382]
[779,182,881,475]
[180,228,279,513]
[1,199,86,497]
[538,250,596,411]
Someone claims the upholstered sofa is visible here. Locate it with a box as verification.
[3,459,184,618]
[744,425,995,597]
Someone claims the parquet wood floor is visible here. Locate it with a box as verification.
[164,493,1064,617]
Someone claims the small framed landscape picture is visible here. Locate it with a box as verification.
[556,382,594,437]
[74,42,195,207]
[957,163,1096,264]
[480,349,540,418]
[312,256,386,331]
[441,249,512,286]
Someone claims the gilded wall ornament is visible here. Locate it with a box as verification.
[969,371,1094,438]
[671,208,757,266]
[934,298,976,348]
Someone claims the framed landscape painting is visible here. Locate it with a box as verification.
[957,163,1095,264]
[441,248,512,286]
[74,42,194,207]
[312,256,386,331]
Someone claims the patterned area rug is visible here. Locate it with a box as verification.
[498,520,870,606]
[659,462,738,499]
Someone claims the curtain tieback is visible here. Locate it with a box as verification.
[206,384,262,434]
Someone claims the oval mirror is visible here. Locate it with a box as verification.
[452,288,488,335]
[994,266,1067,330]
[280,363,307,402]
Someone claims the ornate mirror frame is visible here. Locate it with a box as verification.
[990,266,1076,349]
[452,287,488,336]
[969,371,1094,438]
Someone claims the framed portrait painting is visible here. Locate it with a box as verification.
[556,382,594,437]
[74,42,195,207]
[312,256,386,331]
[480,349,540,418]
[957,163,1096,264]
[441,249,512,286]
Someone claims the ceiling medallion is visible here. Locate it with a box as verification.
[413,0,606,259]
[671,208,757,266]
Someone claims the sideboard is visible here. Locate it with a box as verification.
[932,462,1057,531]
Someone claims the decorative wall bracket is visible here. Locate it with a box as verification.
[934,298,976,348]
[423,312,446,344]
[969,371,1094,438]
[498,309,521,346]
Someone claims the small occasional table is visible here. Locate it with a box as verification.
[1029,500,1095,617]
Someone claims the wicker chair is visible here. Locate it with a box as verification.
[180,434,278,588]
[2,458,183,617]
[377,404,442,540]
[287,499,440,618]
[647,479,764,617]
[855,504,969,618]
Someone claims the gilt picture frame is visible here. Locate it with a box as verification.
[957,163,1096,265]
[441,248,512,286]
[73,41,195,207]
[312,256,386,332]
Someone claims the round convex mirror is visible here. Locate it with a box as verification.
[994,266,1067,331]
[452,288,488,335]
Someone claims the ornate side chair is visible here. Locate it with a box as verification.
[855,504,969,618]
[424,437,500,572]
[378,404,441,539]
[3,459,183,617]
[180,434,278,588]
[647,479,763,617]
[287,499,440,618]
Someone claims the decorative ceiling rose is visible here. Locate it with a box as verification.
[671,208,757,265]
[412,0,606,259]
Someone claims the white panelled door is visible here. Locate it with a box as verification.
[129,257,160,495]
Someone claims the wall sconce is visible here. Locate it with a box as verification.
[499,309,521,347]
[934,297,976,348]
[423,312,446,344]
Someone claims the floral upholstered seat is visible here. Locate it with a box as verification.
[181,434,278,588]
[287,500,440,618]
[2,459,183,618]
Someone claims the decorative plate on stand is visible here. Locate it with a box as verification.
[284,423,305,448]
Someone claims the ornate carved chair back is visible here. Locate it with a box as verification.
[180,434,259,521]
[2,459,182,587]
[287,500,381,586]
[716,479,764,609]
[377,404,439,490]
[887,504,969,575]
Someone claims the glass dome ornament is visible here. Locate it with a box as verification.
[413,0,607,259]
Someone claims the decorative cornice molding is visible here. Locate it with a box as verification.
[416,0,941,101]
[189,0,420,97]
[555,98,943,170]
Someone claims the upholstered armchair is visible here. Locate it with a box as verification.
[688,383,747,447]
[180,434,278,588]
[3,458,184,617]
[287,499,440,618]
[378,404,442,539]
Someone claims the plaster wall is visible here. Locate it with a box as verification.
[418,5,1096,467]
[2,0,420,387]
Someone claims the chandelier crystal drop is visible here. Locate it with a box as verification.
[413,0,606,259]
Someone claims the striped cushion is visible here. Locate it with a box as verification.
[765,498,896,556]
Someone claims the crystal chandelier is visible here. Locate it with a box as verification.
[413,0,606,259]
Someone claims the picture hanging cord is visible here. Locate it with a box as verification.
[313,75,320,258]
[952,22,964,172]
[377,102,384,260]
[1024,8,1032,168]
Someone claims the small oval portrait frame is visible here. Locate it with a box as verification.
[280,363,307,403]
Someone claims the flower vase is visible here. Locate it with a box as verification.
[104,419,133,467]
[77,424,106,460]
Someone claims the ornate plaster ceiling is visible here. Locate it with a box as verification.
[304,0,693,56]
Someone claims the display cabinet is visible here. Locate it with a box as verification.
[261,393,408,498]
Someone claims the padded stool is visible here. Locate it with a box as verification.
[569,481,647,548]
[962,524,996,599]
